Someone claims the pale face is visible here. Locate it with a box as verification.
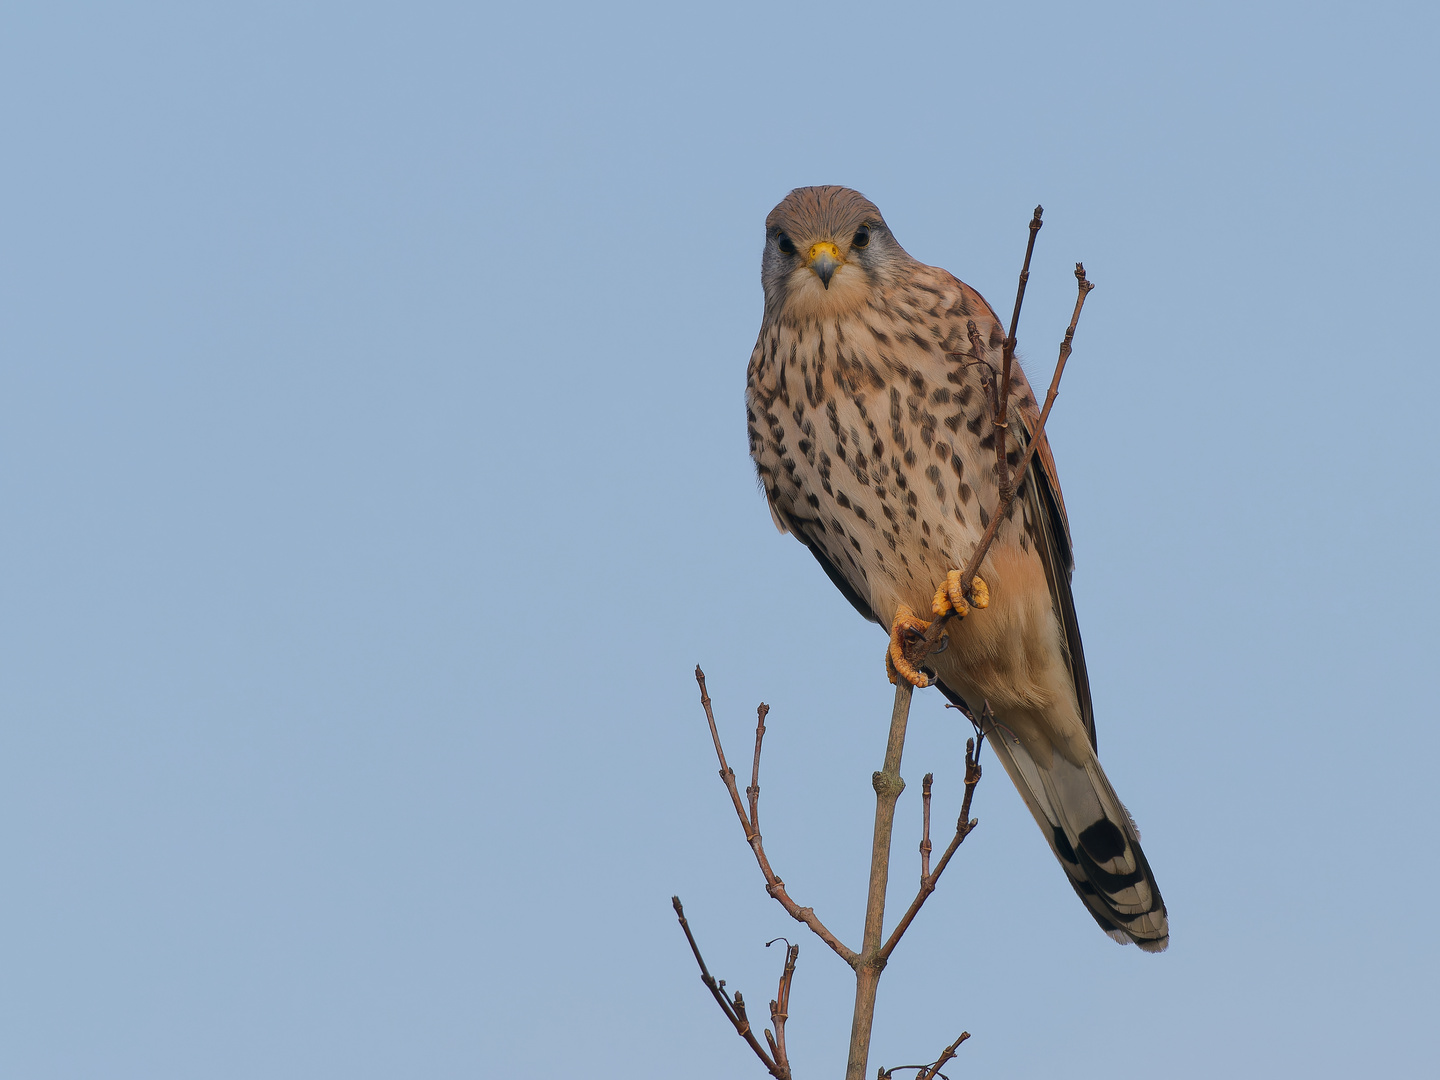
[760,186,911,320]
[768,230,875,319]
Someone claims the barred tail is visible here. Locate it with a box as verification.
[985,719,1169,951]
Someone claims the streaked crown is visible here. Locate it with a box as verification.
[765,185,886,243]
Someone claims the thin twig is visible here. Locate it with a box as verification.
[672,896,786,1079]
[919,772,933,884]
[997,205,1045,440]
[768,938,799,1077]
[748,704,768,835]
[917,1032,973,1080]
[878,730,984,962]
[695,667,859,967]
[1001,261,1094,522]
[698,666,751,828]
[879,1029,971,1080]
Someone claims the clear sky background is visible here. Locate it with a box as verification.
[3,2,1437,1077]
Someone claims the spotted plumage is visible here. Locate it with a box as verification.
[746,186,1168,951]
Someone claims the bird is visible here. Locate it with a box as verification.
[745,185,1168,951]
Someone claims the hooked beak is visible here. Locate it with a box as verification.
[806,241,842,289]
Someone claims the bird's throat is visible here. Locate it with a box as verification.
[782,263,871,320]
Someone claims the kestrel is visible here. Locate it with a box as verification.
[746,186,1168,951]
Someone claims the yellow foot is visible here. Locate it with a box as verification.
[886,605,934,688]
[932,570,989,619]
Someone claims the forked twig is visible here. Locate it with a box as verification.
[765,937,800,1073]
[696,667,859,967]
[919,1031,972,1080]
[880,1031,973,1080]
[879,726,985,963]
[672,896,794,1080]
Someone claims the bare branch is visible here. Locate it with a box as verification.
[919,772,934,884]
[672,896,786,1079]
[748,703,768,835]
[694,668,859,967]
[878,1031,972,1080]
[878,731,984,962]
[997,205,1045,436]
[998,261,1095,530]
[918,1031,972,1080]
[844,675,923,1078]
[697,665,751,831]
[768,938,800,1078]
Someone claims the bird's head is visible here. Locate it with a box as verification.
[761,185,911,319]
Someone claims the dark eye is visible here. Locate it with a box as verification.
[852,225,870,249]
[777,233,796,256]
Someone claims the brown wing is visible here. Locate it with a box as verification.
[804,539,881,625]
[768,501,882,626]
[1011,387,1096,751]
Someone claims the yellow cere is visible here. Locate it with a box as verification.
[806,240,842,264]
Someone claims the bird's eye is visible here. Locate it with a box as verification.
[777,233,796,256]
[852,225,871,249]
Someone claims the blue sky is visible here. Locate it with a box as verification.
[2,2,1437,1077]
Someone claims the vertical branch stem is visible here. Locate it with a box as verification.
[845,679,915,1080]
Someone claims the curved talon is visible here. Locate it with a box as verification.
[933,570,990,619]
[887,604,933,688]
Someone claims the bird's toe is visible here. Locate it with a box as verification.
[932,570,989,618]
[887,605,933,688]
